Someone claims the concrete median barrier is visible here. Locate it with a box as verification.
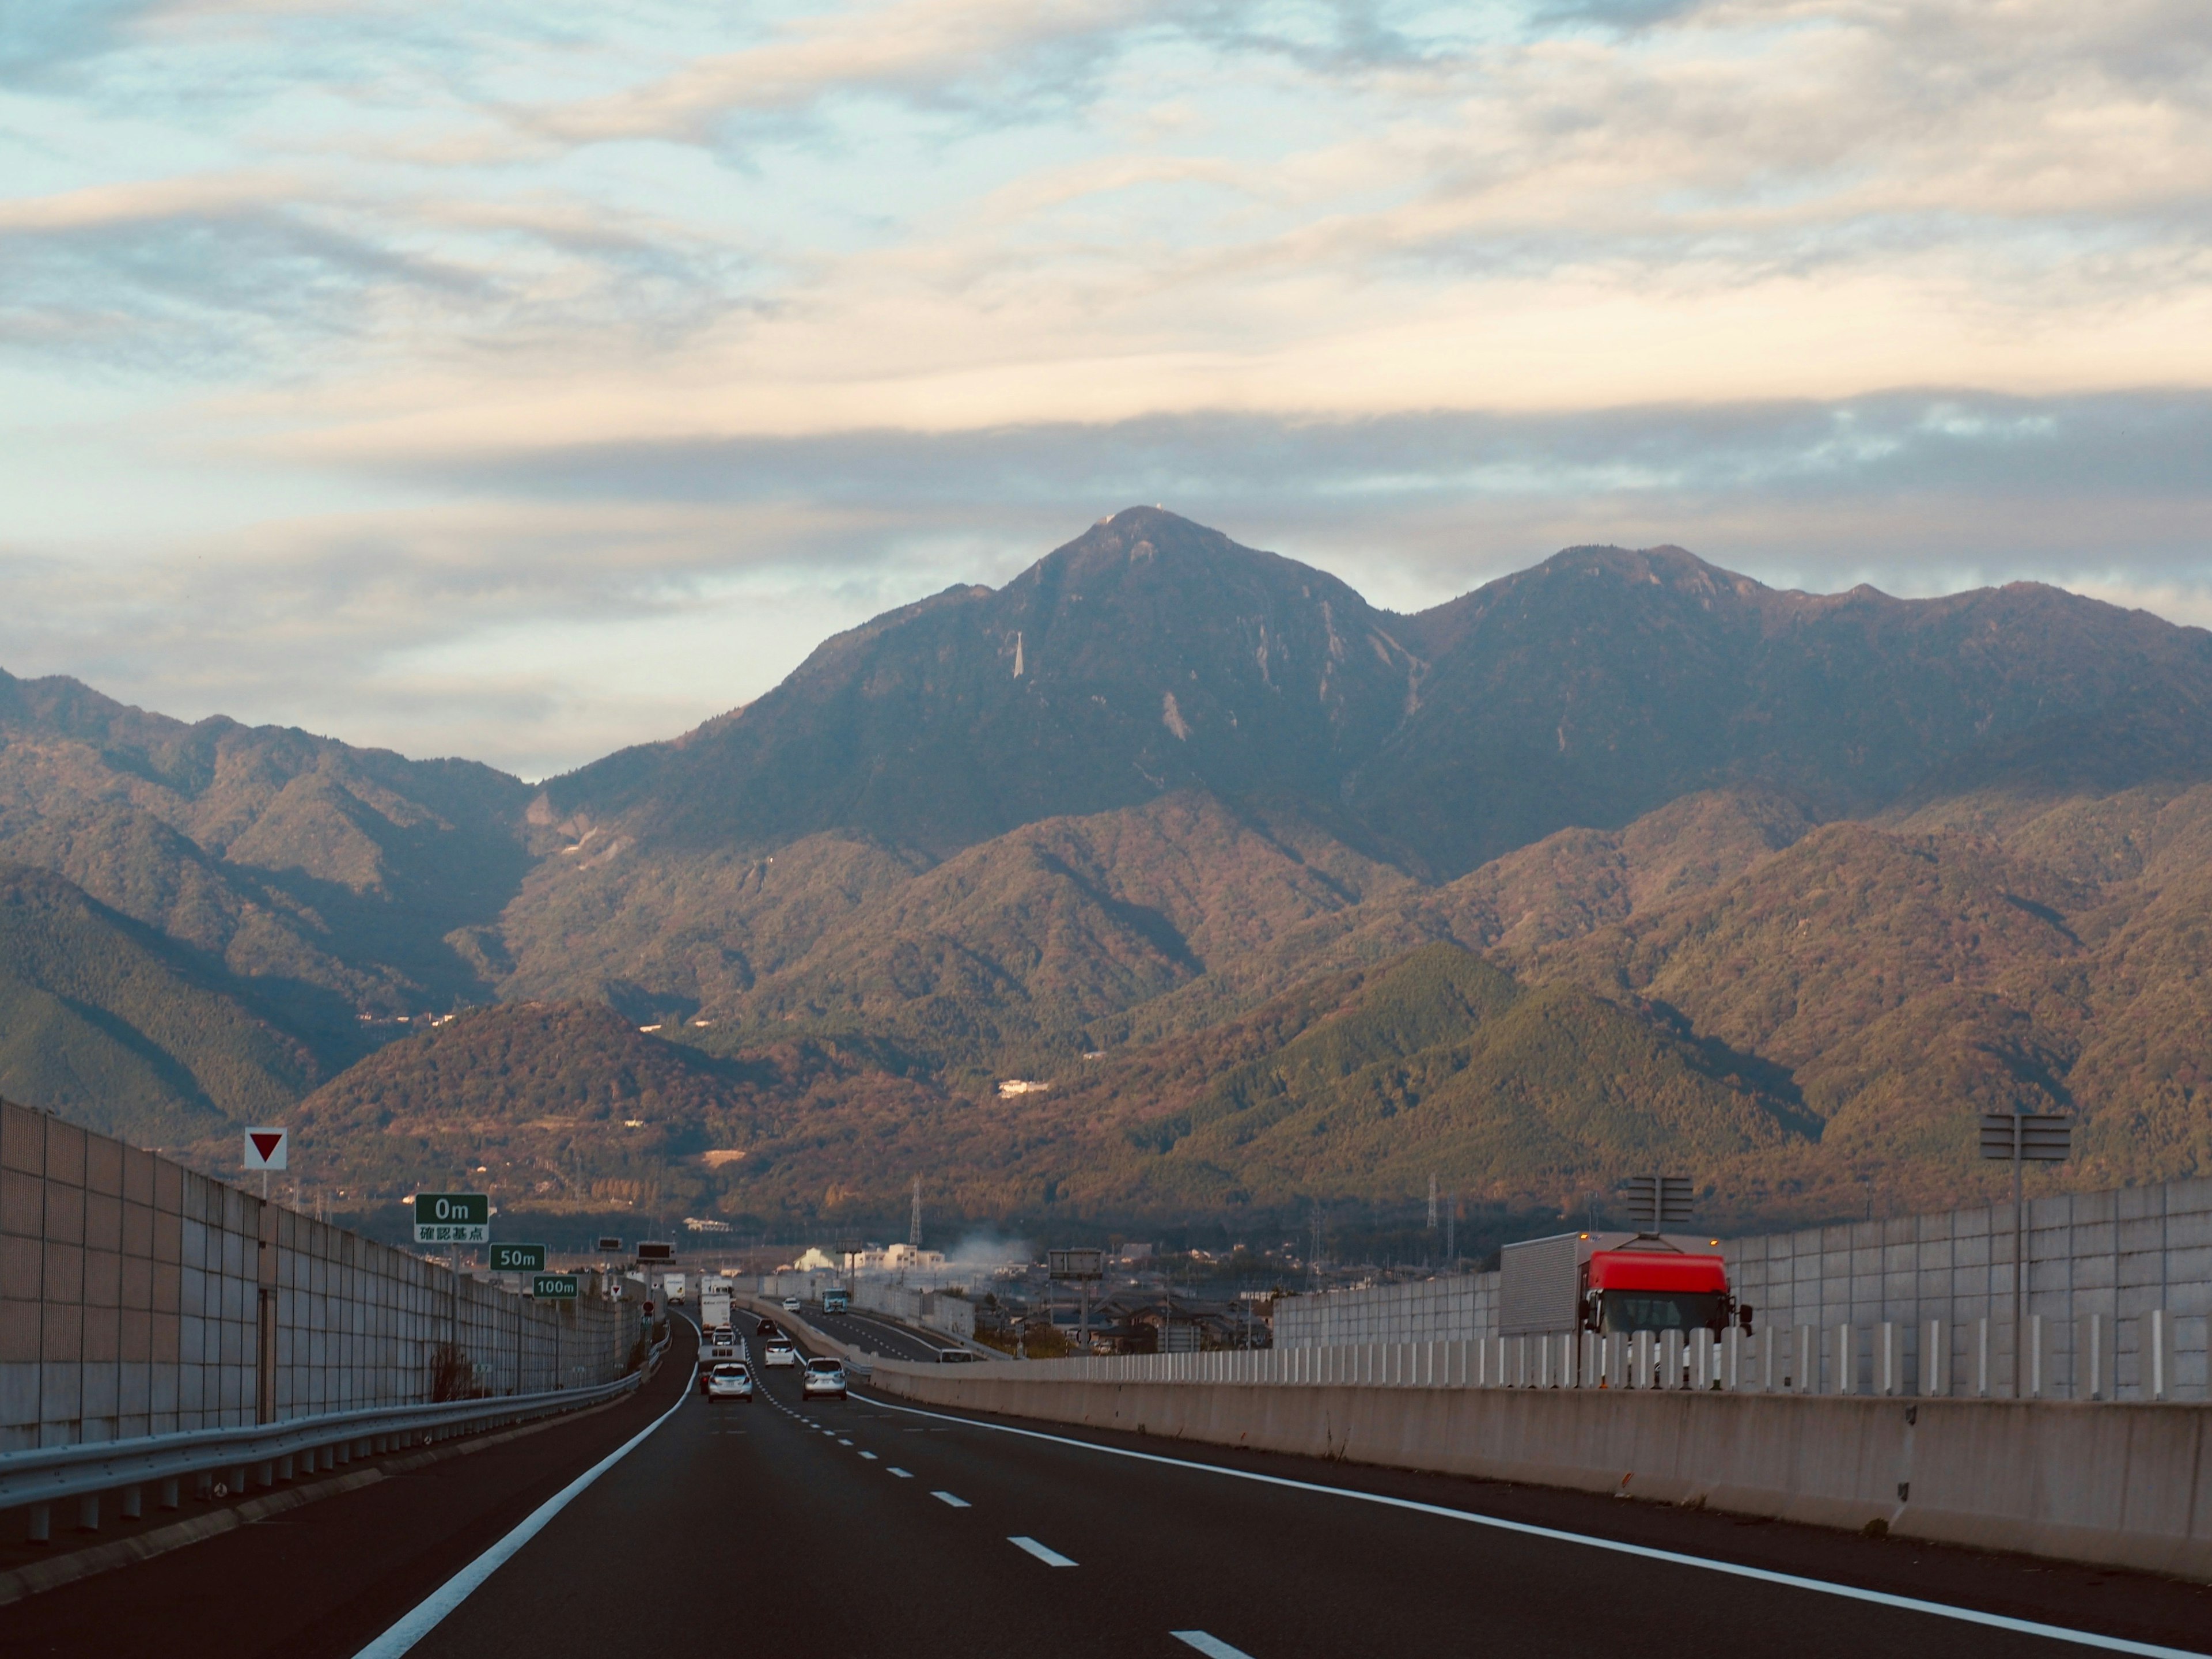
[858,1361,2212,1584]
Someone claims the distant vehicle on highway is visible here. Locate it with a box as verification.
[801,1358,847,1399]
[700,1276,733,1331]
[707,1362,753,1402]
[763,1339,799,1368]
[823,1288,850,1313]
[755,1317,781,1339]
[936,1348,977,1363]
[704,1330,737,1362]
[782,1296,802,1313]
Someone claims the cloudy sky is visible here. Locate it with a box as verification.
[4,0,2209,778]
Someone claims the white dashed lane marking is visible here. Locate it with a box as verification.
[1008,1536,1077,1568]
[858,1450,878,1460]
[1172,1635,1255,1658]
[888,1468,912,1478]
[931,1491,970,1509]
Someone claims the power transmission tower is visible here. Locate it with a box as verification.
[909,1175,922,1250]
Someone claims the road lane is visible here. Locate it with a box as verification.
[804,1304,963,1362]
[0,1328,695,1659]
[375,1312,2212,1659]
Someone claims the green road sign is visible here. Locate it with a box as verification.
[490,1243,547,1272]
[413,1192,490,1244]
[532,1273,580,1300]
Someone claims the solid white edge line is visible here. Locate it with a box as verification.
[352,1360,698,1659]
[1172,1633,1256,1659]
[1008,1535,1078,1567]
[854,1392,2206,1659]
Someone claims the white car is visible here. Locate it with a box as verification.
[782,1297,802,1313]
[801,1358,847,1400]
[707,1362,753,1402]
[763,1339,799,1368]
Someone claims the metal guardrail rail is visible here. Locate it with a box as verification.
[0,1324,674,1535]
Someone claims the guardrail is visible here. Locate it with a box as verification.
[1,1324,673,1543]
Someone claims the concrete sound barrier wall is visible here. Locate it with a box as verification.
[1275,1175,2212,1403]
[859,1358,2212,1583]
[1,1100,631,1450]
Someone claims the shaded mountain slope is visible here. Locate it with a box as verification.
[1361,546,2212,873]
[541,510,1420,859]
[0,862,316,1145]
[536,513,2212,886]
[0,667,536,1059]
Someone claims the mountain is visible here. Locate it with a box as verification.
[0,667,537,1059]
[294,944,1813,1233]
[539,511,1419,859]
[1363,546,2212,873]
[537,512,2212,882]
[8,507,2212,1239]
[0,862,315,1145]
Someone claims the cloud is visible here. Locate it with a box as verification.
[6,389,2206,778]
[1,0,2207,773]
[530,0,1157,142]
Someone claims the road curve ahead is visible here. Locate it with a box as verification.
[372,1316,2212,1659]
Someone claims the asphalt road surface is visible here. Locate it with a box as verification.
[802,1303,968,1362]
[7,1314,2212,1658]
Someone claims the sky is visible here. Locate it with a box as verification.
[3,0,2209,779]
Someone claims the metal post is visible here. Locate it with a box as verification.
[2014,1115,2026,1398]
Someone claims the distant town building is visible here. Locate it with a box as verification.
[840,1241,948,1272]
[997,1078,1049,1097]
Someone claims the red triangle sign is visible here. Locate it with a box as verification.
[251,1132,283,1161]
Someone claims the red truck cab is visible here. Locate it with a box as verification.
[1584,1249,1735,1336]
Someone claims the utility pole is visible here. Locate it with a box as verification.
[1979,1112,2071,1397]
[1309,1199,1323,1287]
[1427,1173,1438,1233]
[1446,1191,1456,1267]
[909,1176,922,1251]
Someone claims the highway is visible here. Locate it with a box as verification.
[6,1313,2211,1658]
[800,1302,971,1362]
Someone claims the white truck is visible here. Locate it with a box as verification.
[662,1272,687,1305]
[699,1276,734,1332]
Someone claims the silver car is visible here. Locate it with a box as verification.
[707,1362,753,1402]
[800,1358,847,1399]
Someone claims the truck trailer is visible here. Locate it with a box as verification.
[1499,1232,1748,1338]
[699,1277,733,1331]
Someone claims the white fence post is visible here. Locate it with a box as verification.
[1922,1319,1949,1397]
[2077,1314,2111,1400]
[1876,1323,1902,1396]
[1832,1324,1855,1395]
[2146,1310,2177,1401]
